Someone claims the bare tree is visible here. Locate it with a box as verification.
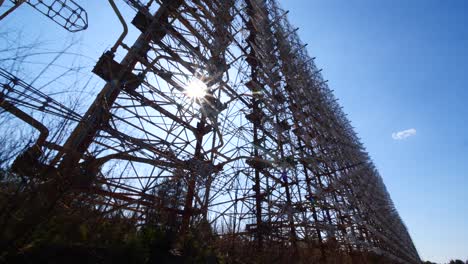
[0,27,99,253]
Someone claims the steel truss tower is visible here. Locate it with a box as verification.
[0,0,420,263]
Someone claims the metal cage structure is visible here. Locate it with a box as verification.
[0,0,420,263]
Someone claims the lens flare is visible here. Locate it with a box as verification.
[184,78,207,99]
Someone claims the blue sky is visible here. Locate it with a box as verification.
[1,0,467,263]
[281,0,468,262]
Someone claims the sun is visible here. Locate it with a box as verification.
[184,78,207,99]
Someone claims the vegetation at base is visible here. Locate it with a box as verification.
[0,166,221,264]
[1,214,220,264]
[0,167,442,264]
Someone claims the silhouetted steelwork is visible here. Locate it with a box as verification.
[0,0,420,263]
[0,0,88,32]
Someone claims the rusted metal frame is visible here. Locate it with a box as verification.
[89,188,184,215]
[130,62,225,158]
[104,115,160,154]
[323,167,355,252]
[179,124,203,234]
[194,6,231,161]
[196,0,226,19]
[96,167,141,197]
[185,0,264,242]
[231,170,242,235]
[303,150,337,242]
[145,50,200,79]
[0,69,82,121]
[295,111,347,150]
[104,172,152,206]
[354,180,402,249]
[0,0,421,261]
[109,100,197,152]
[207,187,253,215]
[0,0,24,21]
[0,88,44,108]
[285,177,311,239]
[206,164,251,203]
[365,206,417,261]
[0,94,49,146]
[0,87,79,120]
[208,125,248,162]
[103,127,181,164]
[243,0,267,249]
[123,0,152,15]
[348,175,414,262]
[109,0,128,54]
[101,121,194,163]
[149,42,202,80]
[270,21,340,252]
[197,98,248,216]
[298,128,356,171]
[95,144,147,165]
[271,108,298,251]
[260,183,296,239]
[171,5,213,49]
[197,112,248,220]
[252,110,265,246]
[57,2,184,171]
[207,191,260,225]
[138,79,197,116]
[89,136,141,159]
[124,89,196,131]
[3,98,80,122]
[106,106,178,146]
[93,185,153,217]
[111,102,191,124]
[188,0,215,21]
[91,161,134,214]
[164,25,207,63]
[229,172,259,233]
[176,1,237,232]
[94,152,181,169]
[95,199,146,217]
[344,184,378,248]
[296,138,327,260]
[131,52,199,98]
[96,135,155,162]
[74,196,145,219]
[104,175,165,180]
[246,114,282,145]
[94,180,152,200]
[362,217,416,263]
[202,102,221,218]
[120,89,165,147]
[19,0,88,32]
[212,77,252,107]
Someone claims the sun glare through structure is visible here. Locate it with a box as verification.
[184,78,207,99]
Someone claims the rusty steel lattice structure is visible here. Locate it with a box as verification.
[0,0,88,31]
[0,0,420,263]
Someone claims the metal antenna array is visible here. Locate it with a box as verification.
[0,0,420,263]
[1,0,88,32]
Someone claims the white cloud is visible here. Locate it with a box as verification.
[391,128,416,140]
